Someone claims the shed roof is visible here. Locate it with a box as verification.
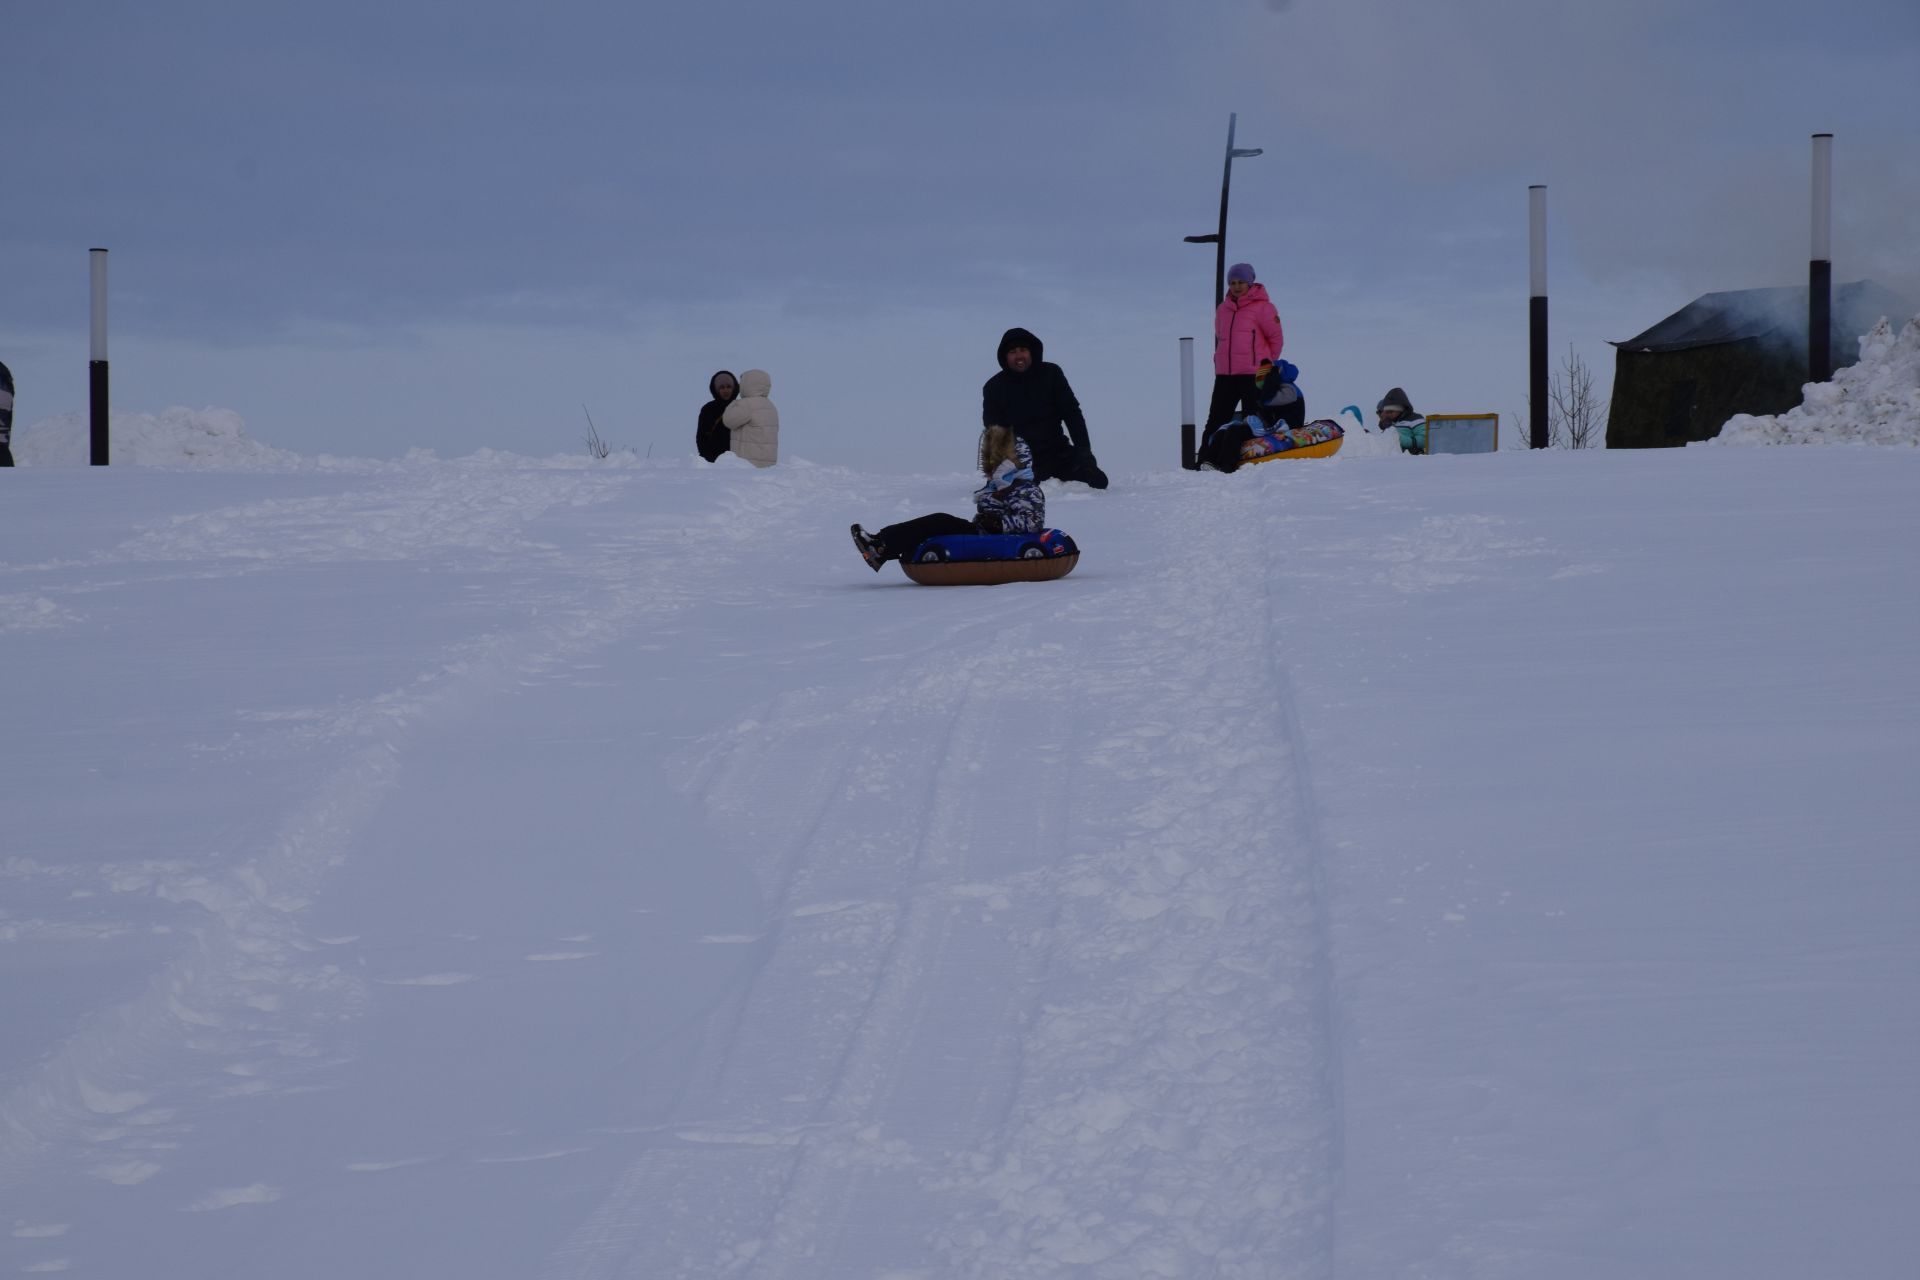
[1612,281,1914,354]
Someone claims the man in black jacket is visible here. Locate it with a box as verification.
[982,328,1107,489]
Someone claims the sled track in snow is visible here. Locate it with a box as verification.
[545,633,1075,1278]
[545,472,1345,1279]
[0,466,813,1193]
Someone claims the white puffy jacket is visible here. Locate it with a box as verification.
[720,368,780,467]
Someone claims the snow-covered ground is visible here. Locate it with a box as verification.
[2,334,1917,1278]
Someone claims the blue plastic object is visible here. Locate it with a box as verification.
[908,529,1079,564]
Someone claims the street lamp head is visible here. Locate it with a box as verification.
[1183,234,1221,244]
[1230,148,1263,158]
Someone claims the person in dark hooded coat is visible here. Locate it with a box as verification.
[696,370,738,462]
[981,328,1108,489]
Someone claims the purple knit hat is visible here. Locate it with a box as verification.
[1227,262,1256,284]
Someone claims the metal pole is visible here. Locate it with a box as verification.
[1213,115,1237,308]
[1179,337,1197,469]
[1528,187,1549,449]
[1185,115,1260,310]
[1809,133,1833,383]
[90,248,110,466]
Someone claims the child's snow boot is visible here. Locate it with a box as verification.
[851,524,886,572]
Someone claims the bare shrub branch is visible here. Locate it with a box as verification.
[583,405,611,460]
[1519,346,1611,448]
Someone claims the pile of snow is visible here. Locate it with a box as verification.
[1328,408,1406,456]
[9,406,713,472]
[1713,315,1920,447]
[13,406,317,470]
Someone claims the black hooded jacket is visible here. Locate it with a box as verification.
[981,328,1091,479]
[696,370,737,462]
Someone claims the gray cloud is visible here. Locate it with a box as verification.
[5,0,1913,460]
[1238,1,1919,315]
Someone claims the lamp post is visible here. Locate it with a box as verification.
[1184,112,1263,308]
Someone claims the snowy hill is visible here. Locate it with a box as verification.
[3,370,1919,1276]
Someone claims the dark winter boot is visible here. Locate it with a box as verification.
[850,524,886,572]
[1075,457,1110,489]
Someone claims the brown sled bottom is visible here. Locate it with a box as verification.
[901,553,1080,586]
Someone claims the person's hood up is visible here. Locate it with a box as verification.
[997,327,1044,372]
[1377,386,1418,418]
[977,427,1034,480]
[978,435,1036,494]
[708,370,739,402]
[738,369,772,398]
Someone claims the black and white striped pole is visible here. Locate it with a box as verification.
[90,247,110,466]
[1528,186,1548,450]
[1179,336,1197,469]
[1809,133,1833,384]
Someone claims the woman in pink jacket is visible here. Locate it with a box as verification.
[1203,262,1285,454]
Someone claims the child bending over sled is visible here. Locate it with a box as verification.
[851,426,1044,571]
[1200,358,1304,472]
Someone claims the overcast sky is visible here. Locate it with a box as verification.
[6,0,1916,468]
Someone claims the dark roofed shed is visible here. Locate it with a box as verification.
[1606,281,1913,448]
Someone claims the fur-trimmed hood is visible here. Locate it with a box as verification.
[977,432,1036,492]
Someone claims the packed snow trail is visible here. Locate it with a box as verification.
[2,459,1345,1278]
[545,470,1342,1279]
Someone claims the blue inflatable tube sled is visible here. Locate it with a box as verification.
[900,529,1080,586]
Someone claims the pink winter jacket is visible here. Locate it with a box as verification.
[1213,284,1285,376]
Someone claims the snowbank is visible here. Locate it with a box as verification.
[14,406,323,471]
[1712,315,1920,447]
[1329,409,1406,457]
[7,407,684,472]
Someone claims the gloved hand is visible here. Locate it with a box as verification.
[1069,447,1109,490]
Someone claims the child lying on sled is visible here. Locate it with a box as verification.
[1200,358,1305,472]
